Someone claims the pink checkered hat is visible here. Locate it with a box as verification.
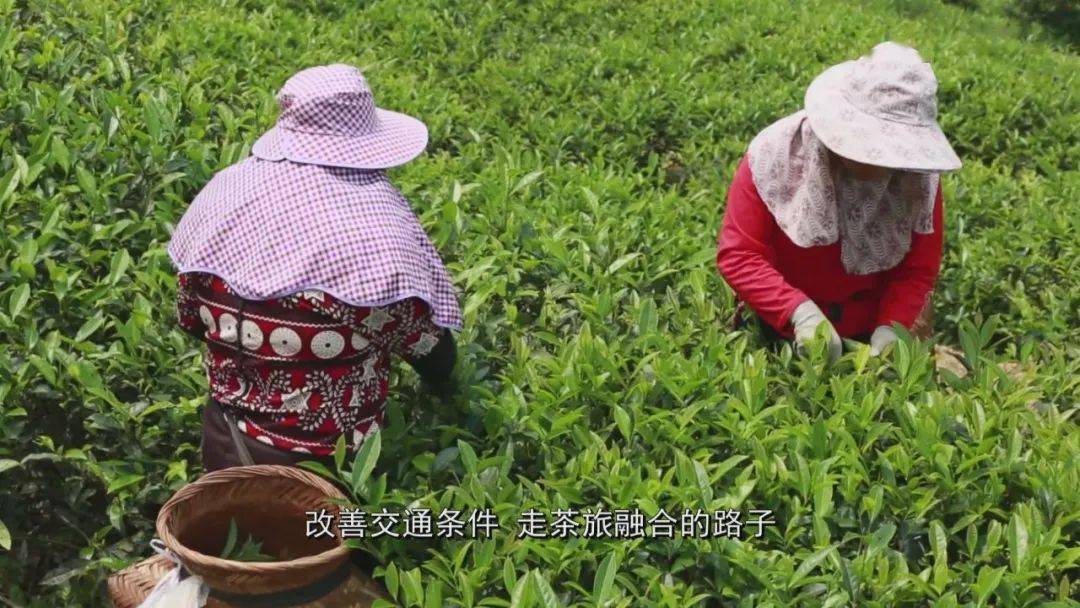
[252,64,428,169]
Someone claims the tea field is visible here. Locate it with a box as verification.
[1,0,1078,605]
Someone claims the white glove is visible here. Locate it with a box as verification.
[791,300,842,362]
[870,325,899,356]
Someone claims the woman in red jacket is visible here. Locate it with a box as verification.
[717,42,962,361]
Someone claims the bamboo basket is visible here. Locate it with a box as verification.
[108,465,387,607]
[108,555,178,608]
[107,553,388,608]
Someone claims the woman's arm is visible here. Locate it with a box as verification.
[876,183,944,329]
[309,294,459,398]
[403,330,457,399]
[175,273,209,339]
[385,299,457,399]
[716,156,811,334]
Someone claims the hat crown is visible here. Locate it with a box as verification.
[275,64,379,137]
[843,42,938,126]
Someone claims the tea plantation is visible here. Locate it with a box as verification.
[1,0,1077,605]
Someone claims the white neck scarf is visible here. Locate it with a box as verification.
[747,110,938,275]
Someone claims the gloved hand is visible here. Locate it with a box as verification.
[869,325,899,356]
[791,300,842,362]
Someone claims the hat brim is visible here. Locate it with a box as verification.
[251,108,428,169]
[804,63,962,172]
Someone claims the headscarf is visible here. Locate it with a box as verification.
[747,110,939,275]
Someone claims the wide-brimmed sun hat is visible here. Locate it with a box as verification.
[804,41,962,172]
[252,64,428,169]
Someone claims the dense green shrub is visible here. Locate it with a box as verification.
[0,0,1076,605]
[1004,0,1079,49]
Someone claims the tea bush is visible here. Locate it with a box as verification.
[0,0,1077,605]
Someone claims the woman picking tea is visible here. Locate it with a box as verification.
[717,42,961,361]
[169,65,462,471]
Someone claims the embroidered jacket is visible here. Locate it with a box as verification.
[176,272,445,455]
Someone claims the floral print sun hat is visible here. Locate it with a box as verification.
[748,110,940,275]
[804,41,962,172]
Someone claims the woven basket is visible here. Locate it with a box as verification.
[108,555,176,608]
[154,465,351,596]
[107,554,388,608]
[109,555,237,608]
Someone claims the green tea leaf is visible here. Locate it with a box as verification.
[106,473,144,494]
[973,566,1005,606]
[219,519,273,562]
[511,170,543,194]
[107,250,132,285]
[637,298,657,336]
[592,552,619,606]
[432,445,459,472]
[400,567,423,606]
[1008,512,1028,572]
[929,519,949,590]
[220,519,239,559]
[28,355,57,386]
[606,253,641,275]
[457,439,478,474]
[9,283,30,318]
[333,434,347,474]
[297,460,335,480]
[383,562,399,598]
[74,313,106,343]
[503,557,517,593]
[510,567,535,608]
[868,522,896,555]
[0,168,18,209]
[0,519,10,551]
[790,546,834,589]
[351,427,382,494]
[424,580,443,608]
[50,136,71,172]
[612,405,631,440]
[75,165,98,198]
[532,570,562,608]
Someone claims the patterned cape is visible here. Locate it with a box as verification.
[168,157,462,330]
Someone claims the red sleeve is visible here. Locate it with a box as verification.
[384,299,445,362]
[716,155,809,333]
[305,293,443,361]
[175,273,206,338]
[876,183,944,328]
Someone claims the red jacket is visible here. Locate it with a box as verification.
[716,155,943,339]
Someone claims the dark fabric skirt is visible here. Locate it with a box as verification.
[199,399,383,571]
[199,398,337,473]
